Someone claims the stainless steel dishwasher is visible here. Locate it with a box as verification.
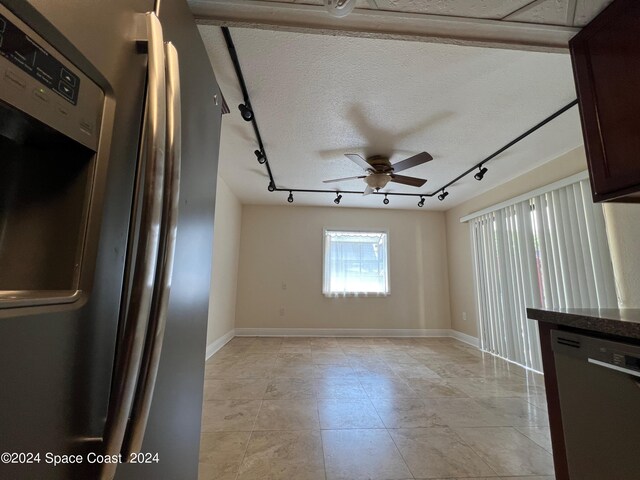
[552,330,640,480]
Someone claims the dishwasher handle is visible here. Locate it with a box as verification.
[588,358,640,379]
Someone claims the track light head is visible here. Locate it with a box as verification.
[383,194,390,205]
[238,103,253,122]
[255,149,266,164]
[287,191,294,203]
[418,196,425,208]
[474,165,488,181]
[437,190,449,202]
[268,181,276,192]
[334,193,342,205]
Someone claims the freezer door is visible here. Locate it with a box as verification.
[0,1,153,479]
[114,1,222,479]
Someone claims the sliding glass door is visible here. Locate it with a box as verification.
[471,178,617,371]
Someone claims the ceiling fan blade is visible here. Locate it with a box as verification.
[323,175,366,184]
[391,151,433,173]
[363,185,374,196]
[345,153,372,171]
[390,174,427,187]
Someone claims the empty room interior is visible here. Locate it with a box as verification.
[198,1,640,480]
[1,0,640,479]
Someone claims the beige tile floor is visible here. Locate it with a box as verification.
[199,336,554,480]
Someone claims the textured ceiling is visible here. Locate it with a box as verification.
[199,26,583,210]
[260,0,537,18]
[194,0,612,27]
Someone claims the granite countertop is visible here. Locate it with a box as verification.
[527,307,640,340]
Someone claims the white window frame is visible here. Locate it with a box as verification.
[322,228,390,297]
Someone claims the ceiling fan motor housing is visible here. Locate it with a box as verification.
[367,155,392,171]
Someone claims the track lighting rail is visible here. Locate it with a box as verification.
[431,99,578,198]
[223,26,578,204]
[222,27,277,187]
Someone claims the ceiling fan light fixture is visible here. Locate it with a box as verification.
[238,103,253,122]
[418,196,425,208]
[324,0,356,17]
[474,165,488,181]
[287,191,294,203]
[334,193,342,205]
[255,149,266,164]
[365,173,391,190]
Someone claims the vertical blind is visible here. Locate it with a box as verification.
[471,179,617,371]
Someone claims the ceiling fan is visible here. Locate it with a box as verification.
[323,152,433,195]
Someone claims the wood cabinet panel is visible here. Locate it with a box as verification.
[538,322,570,480]
[570,0,640,202]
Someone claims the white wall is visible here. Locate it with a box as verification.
[210,145,639,344]
[206,176,242,351]
[603,203,640,307]
[234,205,451,332]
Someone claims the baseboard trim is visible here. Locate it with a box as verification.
[234,327,472,339]
[448,329,480,348]
[207,328,482,357]
[205,329,235,360]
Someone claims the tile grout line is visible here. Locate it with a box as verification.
[232,398,263,480]
[384,425,417,480]
[315,393,328,480]
[448,425,502,478]
[309,345,329,480]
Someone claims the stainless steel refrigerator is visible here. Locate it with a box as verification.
[0,1,221,478]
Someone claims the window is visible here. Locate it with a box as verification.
[323,230,389,296]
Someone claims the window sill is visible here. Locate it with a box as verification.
[323,292,390,298]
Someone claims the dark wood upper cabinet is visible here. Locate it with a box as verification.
[570,0,640,203]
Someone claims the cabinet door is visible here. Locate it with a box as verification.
[570,0,640,202]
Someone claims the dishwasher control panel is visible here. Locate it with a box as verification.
[617,353,640,371]
[553,330,640,374]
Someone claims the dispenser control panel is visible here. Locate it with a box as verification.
[0,5,104,151]
[0,13,80,105]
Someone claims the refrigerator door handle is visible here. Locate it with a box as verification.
[100,12,167,480]
[123,41,182,456]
